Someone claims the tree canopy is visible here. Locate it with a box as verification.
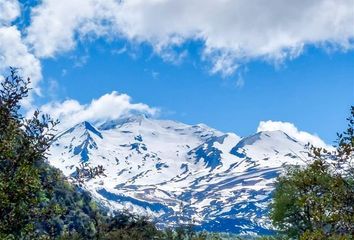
[270,107,354,239]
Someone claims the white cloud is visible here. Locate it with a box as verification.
[1,0,352,103]
[25,0,120,58]
[0,26,42,99]
[0,0,20,25]
[36,91,158,130]
[0,0,42,106]
[25,0,354,76]
[257,120,332,149]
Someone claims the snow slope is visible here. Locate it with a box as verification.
[48,115,309,235]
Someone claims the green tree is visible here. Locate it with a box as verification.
[270,107,354,239]
[0,68,59,238]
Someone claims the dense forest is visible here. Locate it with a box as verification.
[0,69,353,239]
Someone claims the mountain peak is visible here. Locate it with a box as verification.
[257,130,298,143]
[48,117,308,235]
[81,121,103,139]
[230,130,300,158]
[97,114,150,130]
[57,121,103,139]
[244,130,298,144]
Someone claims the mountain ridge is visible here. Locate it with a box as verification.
[48,116,311,235]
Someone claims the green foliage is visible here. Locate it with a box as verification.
[299,229,352,240]
[34,165,105,238]
[0,68,59,239]
[270,107,354,239]
[159,226,221,240]
[100,214,159,239]
[255,236,288,240]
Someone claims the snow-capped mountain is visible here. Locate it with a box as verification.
[48,115,309,235]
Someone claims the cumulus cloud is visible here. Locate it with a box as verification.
[0,0,20,25]
[0,0,42,105]
[1,0,353,101]
[257,120,332,149]
[36,91,158,130]
[25,0,119,58]
[25,0,354,76]
[0,26,42,99]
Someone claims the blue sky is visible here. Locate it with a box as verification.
[39,40,353,143]
[1,0,353,144]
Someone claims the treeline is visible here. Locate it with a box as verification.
[0,69,353,239]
